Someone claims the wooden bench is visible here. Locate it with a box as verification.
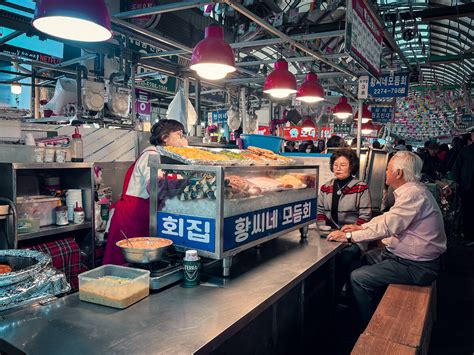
[352,281,436,355]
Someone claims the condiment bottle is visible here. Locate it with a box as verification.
[73,202,85,224]
[183,250,200,287]
[55,201,69,226]
[71,127,84,162]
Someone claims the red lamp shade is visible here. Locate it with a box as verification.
[354,104,372,123]
[361,121,376,136]
[263,59,297,99]
[333,97,353,119]
[32,0,112,42]
[296,73,325,103]
[301,116,316,128]
[190,26,236,80]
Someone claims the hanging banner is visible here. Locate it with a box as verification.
[345,0,383,78]
[371,106,394,123]
[368,73,409,98]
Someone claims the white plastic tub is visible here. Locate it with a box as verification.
[16,196,60,227]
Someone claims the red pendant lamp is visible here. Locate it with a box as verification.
[296,73,325,103]
[32,0,112,42]
[354,104,372,123]
[190,26,236,80]
[263,59,297,99]
[361,121,376,136]
[301,116,316,128]
[333,97,353,119]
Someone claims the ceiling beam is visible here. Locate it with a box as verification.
[383,3,474,22]
[222,0,356,78]
[142,30,345,58]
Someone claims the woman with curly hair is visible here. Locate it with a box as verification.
[317,148,372,297]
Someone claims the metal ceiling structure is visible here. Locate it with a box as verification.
[377,0,473,86]
[0,0,472,98]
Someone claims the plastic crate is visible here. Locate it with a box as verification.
[240,134,283,153]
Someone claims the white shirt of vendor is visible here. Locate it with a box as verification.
[126,146,158,199]
[351,182,447,261]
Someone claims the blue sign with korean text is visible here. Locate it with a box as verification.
[368,73,409,98]
[461,114,472,122]
[157,212,216,252]
[223,199,316,251]
[371,106,394,123]
[210,110,228,124]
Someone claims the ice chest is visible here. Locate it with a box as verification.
[79,265,150,309]
[16,196,60,227]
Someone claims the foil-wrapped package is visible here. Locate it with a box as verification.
[0,249,70,312]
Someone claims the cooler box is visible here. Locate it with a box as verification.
[240,134,283,153]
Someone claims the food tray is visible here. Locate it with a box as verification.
[79,265,150,309]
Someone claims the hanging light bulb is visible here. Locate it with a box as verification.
[301,116,316,128]
[296,73,325,103]
[11,83,22,95]
[263,59,297,99]
[32,0,112,42]
[354,104,372,123]
[333,97,353,119]
[190,25,236,80]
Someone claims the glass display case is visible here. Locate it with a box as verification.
[149,155,319,276]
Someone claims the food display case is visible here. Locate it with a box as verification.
[148,147,319,276]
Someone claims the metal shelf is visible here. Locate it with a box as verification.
[18,222,93,241]
[12,162,93,170]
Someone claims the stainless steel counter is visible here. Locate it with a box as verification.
[1,230,343,355]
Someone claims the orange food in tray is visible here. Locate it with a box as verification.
[0,264,12,274]
[164,146,230,161]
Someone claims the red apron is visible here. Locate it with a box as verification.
[103,155,150,265]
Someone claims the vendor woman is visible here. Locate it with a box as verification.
[103,119,188,265]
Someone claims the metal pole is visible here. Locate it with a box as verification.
[183,77,190,133]
[30,69,36,117]
[356,100,362,158]
[131,63,137,130]
[240,87,248,134]
[195,78,201,127]
[222,0,357,79]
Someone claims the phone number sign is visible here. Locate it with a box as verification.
[368,73,409,98]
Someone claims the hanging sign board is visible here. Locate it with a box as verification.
[283,126,317,140]
[358,76,369,99]
[208,110,228,124]
[345,0,383,78]
[368,73,409,98]
[135,89,151,121]
[371,106,394,123]
[1,44,62,65]
[333,123,352,135]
